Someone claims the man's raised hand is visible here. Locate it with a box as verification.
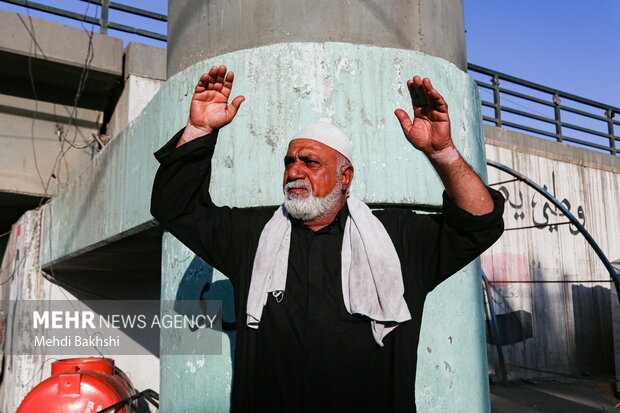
[394,76,455,160]
[395,76,494,215]
[178,65,245,147]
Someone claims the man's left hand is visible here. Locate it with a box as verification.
[394,76,454,156]
[394,75,495,216]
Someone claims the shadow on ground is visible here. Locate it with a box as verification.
[491,381,619,412]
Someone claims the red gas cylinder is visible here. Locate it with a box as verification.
[17,357,137,413]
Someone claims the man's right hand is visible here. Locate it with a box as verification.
[177,65,245,147]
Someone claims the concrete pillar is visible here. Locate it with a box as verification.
[161,1,490,412]
[167,0,466,77]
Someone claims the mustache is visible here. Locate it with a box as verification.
[284,180,312,192]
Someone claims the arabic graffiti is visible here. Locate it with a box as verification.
[497,171,586,235]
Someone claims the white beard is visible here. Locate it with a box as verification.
[283,179,343,222]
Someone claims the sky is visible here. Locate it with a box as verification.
[464,0,619,108]
[1,0,618,109]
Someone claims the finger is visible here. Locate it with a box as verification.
[394,109,413,135]
[422,78,448,112]
[409,76,429,108]
[221,71,235,98]
[214,65,227,92]
[196,71,214,92]
[196,75,207,92]
[204,66,217,90]
[413,76,431,107]
[201,66,218,82]
[198,72,210,84]
[227,95,245,118]
[206,66,220,90]
[407,77,424,108]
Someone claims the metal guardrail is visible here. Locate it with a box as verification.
[2,0,166,41]
[469,63,619,156]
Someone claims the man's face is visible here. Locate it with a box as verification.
[282,139,342,199]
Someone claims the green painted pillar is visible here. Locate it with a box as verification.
[160,232,236,412]
[160,1,490,411]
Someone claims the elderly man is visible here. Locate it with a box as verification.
[151,65,504,412]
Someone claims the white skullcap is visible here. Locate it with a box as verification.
[290,118,353,162]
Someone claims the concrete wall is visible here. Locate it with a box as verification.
[167,0,467,77]
[614,261,620,392]
[0,211,160,412]
[482,125,620,382]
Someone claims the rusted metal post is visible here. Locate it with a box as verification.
[606,108,616,155]
[99,0,109,35]
[492,74,501,127]
[553,93,562,142]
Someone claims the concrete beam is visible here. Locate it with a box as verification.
[0,9,122,75]
[0,93,100,197]
[0,10,123,112]
[124,42,166,81]
[106,43,166,138]
[484,125,620,173]
[43,227,162,300]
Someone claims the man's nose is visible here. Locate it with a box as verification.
[286,162,305,181]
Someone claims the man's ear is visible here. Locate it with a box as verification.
[341,164,354,192]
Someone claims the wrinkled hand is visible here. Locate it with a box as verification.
[394,76,453,155]
[186,65,245,136]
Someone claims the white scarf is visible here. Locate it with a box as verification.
[246,194,412,346]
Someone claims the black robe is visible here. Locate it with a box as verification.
[151,128,505,413]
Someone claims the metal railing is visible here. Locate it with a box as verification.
[469,63,619,156]
[2,0,166,41]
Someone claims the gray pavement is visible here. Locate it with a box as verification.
[491,381,620,412]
